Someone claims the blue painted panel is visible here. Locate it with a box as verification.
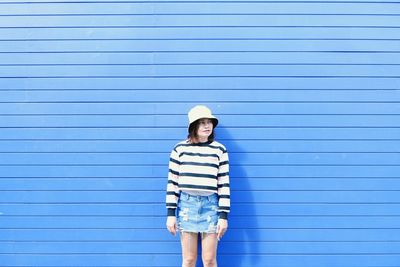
[1,1,399,266]
[1,203,400,216]
[1,191,400,203]
[4,215,400,228]
[0,165,399,178]
[3,3,400,15]
[1,254,399,267]
[3,0,400,2]
[2,52,400,65]
[2,64,400,77]
[1,229,400,241]
[2,39,400,52]
[1,139,400,153]
[1,89,400,102]
[2,28,400,41]
[1,103,400,115]
[0,115,399,128]
[1,128,400,140]
[0,77,398,90]
[1,241,399,254]
[2,178,400,191]
[0,15,399,27]
[1,151,400,165]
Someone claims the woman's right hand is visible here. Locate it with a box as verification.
[166,216,177,236]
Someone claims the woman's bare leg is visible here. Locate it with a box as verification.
[201,233,218,267]
[180,232,198,267]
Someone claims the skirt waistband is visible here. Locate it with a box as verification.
[180,191,218,202]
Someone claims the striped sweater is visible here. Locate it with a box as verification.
[166,139,231,219]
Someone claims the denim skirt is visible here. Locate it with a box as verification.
[177,191,219,234]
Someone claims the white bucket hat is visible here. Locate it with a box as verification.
[188,105,218,132]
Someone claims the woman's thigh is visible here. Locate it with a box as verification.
[201,233,218,261]
[180,232,199,259]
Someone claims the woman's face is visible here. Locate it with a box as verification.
[196,118,213,140]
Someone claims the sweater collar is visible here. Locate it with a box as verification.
[187,140,213,146]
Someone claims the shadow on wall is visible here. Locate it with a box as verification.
[214,127,261,267]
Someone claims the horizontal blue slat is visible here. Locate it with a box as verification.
[2,52,400,65]
[1,203,399,216]
[0,116,399,128]
[2,3,400,15]
[1,241,399,254]
[0,128,400,141]
[0,191,400,203]
[2,40,400,53]
[3,0,400,3]
[2,215,400,229]
[1,152,400,165]
[1,103,399,115]
[2,64,400,77]
[1,229,399,241]
[1,165,398,178]
[0,15,399,27]
[1,28,400,41]
[1,178,400,191]
[0,140,400,153]
[0,254,399,267]
[1,90,399,102]
[1,77,398,90]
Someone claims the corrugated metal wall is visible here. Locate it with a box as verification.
[1,0,400,266]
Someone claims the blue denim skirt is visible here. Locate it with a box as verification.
[177,191,219,234]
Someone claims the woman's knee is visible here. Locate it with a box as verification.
[202,257,216,267]
[202,252,216,267]
[182,254,197,267]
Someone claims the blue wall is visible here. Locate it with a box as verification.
[1,0,400,266]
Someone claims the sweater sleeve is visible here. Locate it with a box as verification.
[166,147,180,217]
[217,148,230,219]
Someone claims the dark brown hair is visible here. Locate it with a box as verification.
[187,119,216,143]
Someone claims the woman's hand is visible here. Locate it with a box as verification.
[166,216,177,236]
[217,219,228,241]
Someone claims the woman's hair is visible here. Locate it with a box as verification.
[187,119,216,143]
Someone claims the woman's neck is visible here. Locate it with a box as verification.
[190,137,209,144]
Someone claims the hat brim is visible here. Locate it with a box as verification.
[188,117,218,132]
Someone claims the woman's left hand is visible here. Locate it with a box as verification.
[217,219,228,241]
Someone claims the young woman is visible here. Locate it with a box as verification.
[166,105,230,267]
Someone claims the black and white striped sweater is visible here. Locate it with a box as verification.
[166,139,231,219]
